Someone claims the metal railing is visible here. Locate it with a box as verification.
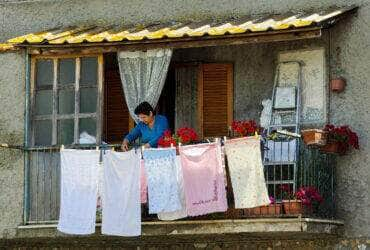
[16,139,336,224]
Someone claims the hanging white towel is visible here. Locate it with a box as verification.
[157,156,187,221]
[57,149,100,235]
[143,148,182,214]
[102,150,141,236]
[225,137,270,209]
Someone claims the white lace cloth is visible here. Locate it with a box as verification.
[225,137,270,209]
[102,150,141,236]
[57,149,100,235]
[157,156,187,221]
[143,148,182,214]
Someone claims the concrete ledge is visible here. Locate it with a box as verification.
[15,218,344,239]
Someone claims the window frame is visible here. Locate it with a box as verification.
[30,54,104,146]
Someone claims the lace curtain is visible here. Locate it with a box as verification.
[117,49,172,122]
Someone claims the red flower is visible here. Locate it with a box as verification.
[295,186,323,208]
[231,120,260,137]
[324,124,359,154]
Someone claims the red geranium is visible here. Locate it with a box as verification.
[231,120,260,137]
[324,124,359,154]
[158,127,198,148]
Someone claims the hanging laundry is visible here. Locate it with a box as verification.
[140,159,148,204]
[179,143,227,216]
[143,148,181,214]
[157,156,187,221]
[57,149,100,235]
[225,137,270,209]
[102,150,141,236]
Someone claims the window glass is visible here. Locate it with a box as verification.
[58,89,75,114]
[35,120,52,145]
[36,59,53,87]
[58,59,75,85]
[35,90,53,115]
[80,57,97,85]
[57,119,74,145]
[80,87,97,113]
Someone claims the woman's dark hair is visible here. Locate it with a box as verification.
[134,101,154,116]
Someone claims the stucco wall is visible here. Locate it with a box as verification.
[0,0,369,243]
[0,51,25,238]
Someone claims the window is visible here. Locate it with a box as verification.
[31,55,103,146]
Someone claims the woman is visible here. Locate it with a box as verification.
[121,101,169,151]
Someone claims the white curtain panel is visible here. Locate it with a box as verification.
[117,49,172,123]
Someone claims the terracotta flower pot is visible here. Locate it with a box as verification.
[320,142,340,154]
[283,200,303,215]
[330,78,346,93]
[301,129,327,146]
[251,203,282,216]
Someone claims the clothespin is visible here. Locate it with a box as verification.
[206,139,211,144]
[215,138,219,144]
[96,146,99,151]
[112,146,115,152]
[61,144,65,151]
[223,136,227,143]
[255,131,259,139]
[178,142,182,147]
[170,143,174,148]
[141,145,145,152]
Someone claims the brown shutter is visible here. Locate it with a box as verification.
[198,63,233,138]
[104,70,130,144]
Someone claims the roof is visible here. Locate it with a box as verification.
[0,6,357,51]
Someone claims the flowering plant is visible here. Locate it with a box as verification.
[295,186,323,208]
[269,196,276,204]
[323,124,359,154]
[280,184,323,208]
[158,127,198,147]
[231,120,260,137]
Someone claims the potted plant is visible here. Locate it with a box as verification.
[231,120,260,137]
[295,186,324,214]
[321,124,359,154]
[301,129,327,146]
[280,184,303,215]
[251,196,282,216]
[158,127,199,153]
[280,185,324,215]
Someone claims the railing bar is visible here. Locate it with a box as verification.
[35,150,39,222]
[49,148,53,220]
[42,148,46,221]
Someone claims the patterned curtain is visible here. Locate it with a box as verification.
[117,49,172,122]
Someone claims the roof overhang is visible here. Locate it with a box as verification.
[0,5,357,54]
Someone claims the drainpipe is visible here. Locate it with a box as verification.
[23,50,31,224]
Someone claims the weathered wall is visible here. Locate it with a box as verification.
[0,51,25,238]
[0,0,369,245]
[173,44,275,122]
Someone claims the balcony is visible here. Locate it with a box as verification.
[21,137,341,239]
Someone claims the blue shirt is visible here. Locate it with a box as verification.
[124,115,169,147]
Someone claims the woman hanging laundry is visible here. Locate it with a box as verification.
[121,101,169,151]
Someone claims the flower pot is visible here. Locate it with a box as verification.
[330,78,346,93]
[301,129,327,146]
[283,200,303,215]
[251,203,282,216]
[320,142,340,154]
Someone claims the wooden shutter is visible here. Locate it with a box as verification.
[198,63,233,138]
[104,69,130,143]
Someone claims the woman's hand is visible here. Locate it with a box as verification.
[121,139,129,151]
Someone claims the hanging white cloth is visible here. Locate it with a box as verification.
[157,156,187,221]
[143,148,182,214]
[117,49,172,122]
[101,150,141,236]
[225,137,270,209]
[57,149,100,235]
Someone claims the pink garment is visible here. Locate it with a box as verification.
[140,160,148,204]
[179,142,227,216]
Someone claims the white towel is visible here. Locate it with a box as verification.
[265,139,297,162]
[157,156,187,221]
[143,148,182,214]
[57,149,100,235]
[225,137,270,209]
[102,150,141,236]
